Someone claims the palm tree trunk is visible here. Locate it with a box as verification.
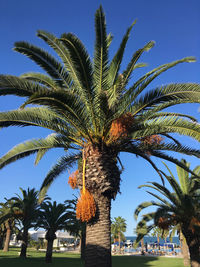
[180,231,190,266]
[85,194,112,267]
[81,230,86,260]
[141,238,144,252]
[183,228,200,267]
[118,232,121,254]
[3,221,11,252]
[46,239,54,263]
[20,227,28,258]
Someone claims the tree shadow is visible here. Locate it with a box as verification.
[112,255,158,267]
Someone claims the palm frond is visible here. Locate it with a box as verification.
[39,153,81,202]
[37,30,83,90]
[134,201,157,220]
[0,108,70,135]
[108,20,137,87]
[0,75,49,97]
[20,72,59,90]
[60,33,98,132]
[93,5,109,92]
[0,135,71,169]
[122,41,155,86]
[14,41,70,87]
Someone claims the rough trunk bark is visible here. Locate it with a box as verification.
[85,194,112,267]
[76,145,121,267]
[3,222,11,252]
[20,228,28,258]
[118,232,121,254]
[180,231,190,266]
[182,228,200,267]
[46,239,54,263]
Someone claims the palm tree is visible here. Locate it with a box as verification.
[134,160,200,267]
[0,199,18,252]
[10,188,42,258]
[0,6,200,267]
[36,201,72,263]
[111,217,127,253]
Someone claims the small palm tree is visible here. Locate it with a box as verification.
[134,160,200,267]
[37,201,72,263]
[0,6,200,267]
[10,188,42,258]
[0,200,16,252]
[111,216,127,253]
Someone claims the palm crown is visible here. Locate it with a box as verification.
[0,6,200,196]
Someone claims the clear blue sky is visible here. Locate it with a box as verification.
[0,0,199,235]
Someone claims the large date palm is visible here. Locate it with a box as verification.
[0,6,200,267]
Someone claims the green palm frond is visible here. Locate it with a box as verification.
[0,108,70,135]
[131,83,200,116]
[122,41,155,86]
[134,201,157,220]
[93,5,109,92]
[20,90,92,139]
[145,191,173,208]
[0,75,49,97]
[20,72,59,90]
[128,57,196,103]
[39,153,81,202]
[143,112,198,122]
[0,135,71,169]
[108,20,136,88]
[14,41,70,87]
[60,33,93,92]
[151,151,200,178]
[132,117,200,142]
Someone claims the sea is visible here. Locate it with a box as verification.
[126,236,180,245]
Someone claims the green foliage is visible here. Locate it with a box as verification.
[0,5,200,196]
[134,159,200,246]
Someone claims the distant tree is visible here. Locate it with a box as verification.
[37,201,72,263]
[0,199,19,252]
[111,217,126,253]
[134,160,200,267]
[10,188,43,258]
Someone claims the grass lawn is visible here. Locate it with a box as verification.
[0,248,186,267]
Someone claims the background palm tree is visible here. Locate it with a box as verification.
[0,6,200,267]
[10,188,42,258]
[36,200,72,263]
[0,201,13,252]
[134,159,200,267]
[111,216,127,253]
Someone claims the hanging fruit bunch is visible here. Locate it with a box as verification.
[13,209,24,218]
[142,135,163,145]
[76,189,96,222]
[109,112,134,140]
[68,170,79,189]
[76,156,96,222]
[157,217,171,230]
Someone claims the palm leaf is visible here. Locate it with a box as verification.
[93,5,109,92]
[39,153,81,202]
[14,41,70,87]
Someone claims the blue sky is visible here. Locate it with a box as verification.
[0,0,199,235]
